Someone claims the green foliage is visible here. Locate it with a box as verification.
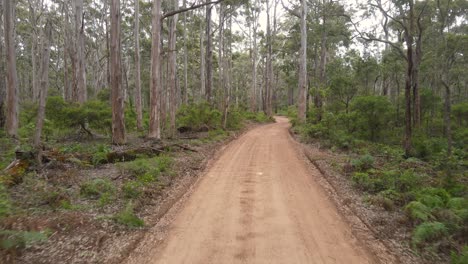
[406,201,433,222]
[452,102,468,127]
[113,202,144,228]
[207,129,228,142]
[415,187,451,208]
[43,97,112,135]
[412,135,448,160]
[0,230,49,250]
[80,178,116,200]
[350,96,393,141]
[451,246,468,264]
[0,184,11,218]
[117,156,172,184]
[91,144,111,165]
[351,172,372,190]
[177,102,222,131]
[122,181,142,199]
[412,222,448,248]
[351,154,374,171]
[225,109,244,130]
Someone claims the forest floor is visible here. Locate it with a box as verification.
[123,117,400,264]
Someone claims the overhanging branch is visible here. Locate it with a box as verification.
[162,0,225,20]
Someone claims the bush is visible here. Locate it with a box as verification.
[80,178,115,199]
[177,102,222,131]
[91,145,111,165]
[0,184,11,218]
[405,201,433,222]
[351,96,393,141]
[412,221,448,248]
[122,181,142,199]
[0,230,49,250]
[351,154,374,171]
[451,245,468,264]
[114,202,144,228]
[225,108,244,130]
[117,156,172,184]
[351,172,372,190]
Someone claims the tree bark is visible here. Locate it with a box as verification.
[250,0,259,112]
[75,0,86,104]
[168,0,179,137]
[200,10,206,101]
[148,0,162,139]
[182,0,188,105]
[33,21,52,148]
[265,0,273,116]
[297,0,308,123]
[442,81,451,158]
[134,0,143,131]
[63,1,71,101]
[205,2,213,103]
[404,31,413,157]
[4,0,19,137]
[110,0,126,144]
[0,1,6,128]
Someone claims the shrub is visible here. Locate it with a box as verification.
[177,102,222,131]
[351,154,374,172]
[114,202,144,228]
[0,230,49,250]
[351,172,372,191]
[117,156,172,184]
[351,96,393,141]
[405,201,433,222]
[0,184,11,218]
[122,181,142,199]
[91,145,111,165]
[80,179,115,199]
[207,129,228,142]
[412,221,448,248]
[254,112,273,123]
[451,245,468,264]
[396,170,424,193]
[415,187,451,208]
[225,109,244,130]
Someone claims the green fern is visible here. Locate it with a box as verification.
[405,201,432,222]
[412,222,448,248]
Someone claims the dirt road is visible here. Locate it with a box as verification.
[130,117,376,264]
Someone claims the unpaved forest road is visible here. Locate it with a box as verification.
[133,117,376,264]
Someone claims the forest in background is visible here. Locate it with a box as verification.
[0,0,466,263]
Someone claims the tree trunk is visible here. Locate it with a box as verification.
[0,2,6,128]
[297,0,307,123]
[168,0,179,137]
[134,0,143,130]
[250,0,258,112]
[182,0,188,105]
[442,81,451,158]
[200,11,206,101]
[148,0,162,139]
[404,33,413,157]
[75,0,86,104]
[63,2,71,101]
[205,2,213,103]
[218,4,224,110]
[222,9,231,129]
[4,0,19,137]
[33,22,52,148]
[265,0,273,116]
[110,0,126,144]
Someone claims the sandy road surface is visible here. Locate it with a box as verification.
[132,117,377,264]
